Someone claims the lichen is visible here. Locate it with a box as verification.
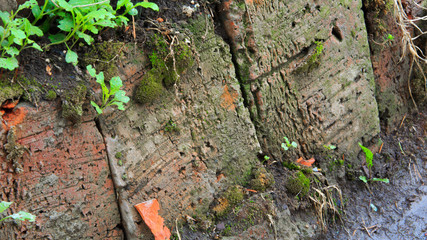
[286,171,310,197]
[4,126,29,173]
[61,83,87,123]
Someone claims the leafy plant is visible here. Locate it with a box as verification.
[281,137,297,151]
[87,65,130,115]
[0,0,43,70]
[358,143,389,185]
[39,0,159,65]
[1,0,159,70]
[0,201,36,223]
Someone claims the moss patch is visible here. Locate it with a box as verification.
[61,83,87,123]
[82,41,124,81]
[44,90,57,101]
[249,167,275,192]
[286,171,310,197]
[213,185,244,218]
[0,79,23,104]
[134,70,164,104]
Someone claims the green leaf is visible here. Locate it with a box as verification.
[32,5,41,18]
[86,25,99,34]
[28,25,43,37]
[86,65,96,77]
[113,90,130,103]
[91,101,103,115]
[359,143,373,169]
[96,71,105,85]
[76,31,93,45]
[31,42,43,51]
[359,175,368,183]
[9,211,36,222]
[0,201,13,214]
[117,0,130,10]
[94,19,117,28]
[111,101,125,110]
[281,143,288,151]
[11,29,26,40]
[115,16,129,26]
[65,50,78,65]
[134,2,160,11]
[12,36,23,46]
[48,33,66,44]
[0,57,19,70]
[0,11,10,25]
[128,8,138,16]
[109,76,123,95]
[291,142,298,148]
[372,178,389,183]
[56,0,73,11]
[283,137,290,145]
[17,0,38,12]
[58,16,74,32]
[6,47,19,57]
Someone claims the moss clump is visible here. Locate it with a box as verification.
[282,161,301,170]
[0,80,24,104]
[44,90,57,101]
[134,70,164,104]
[61,84,87,123]
[115,152,122,159]
[82,41,124,81]
[250,167,275,192]
[286,171,310,197]
[149,34,194,88]
[213,185,244,217]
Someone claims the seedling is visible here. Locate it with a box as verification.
[281,137,298,151]
[358,143,389,188]
[0,201,36,223]
[87,65,130,115]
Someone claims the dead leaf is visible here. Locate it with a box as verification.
[297,157,315,167]
[46,65,52,76]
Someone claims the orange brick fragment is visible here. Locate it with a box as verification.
[135,199,171,240]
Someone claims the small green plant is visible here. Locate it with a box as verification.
[164,119,179,132]
[358,143,389,185]
[0,201,36,223]
[262,155,270,164]
[0,0,43,70]
[281,137,298,151]
[309,40,324,64]
[323,144,336,151]
[87,65,130,115]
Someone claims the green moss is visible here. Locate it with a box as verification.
[61,84,87,123]
[213,185,244,218]
[0,80,23,104]
[82,41,124,80]
[249,167,275,192]
[134,70,164,104]
[282,161,301,170]
[115,152,122,159]
[286,171,310,197]
[44,90,57,101]
[149,34,194,88]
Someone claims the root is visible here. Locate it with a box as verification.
[393,0,427,110]
[309,185,344,232]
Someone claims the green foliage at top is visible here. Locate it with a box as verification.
[0,0,159,70]
[0,201,36,223]
[87,65,130,114]
[281,137,298,151]
[0,0,43,70]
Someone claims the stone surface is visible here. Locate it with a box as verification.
[0,0,17,12]
[220,0,380,161]
[99,17,261,238]
[0,101,122,239]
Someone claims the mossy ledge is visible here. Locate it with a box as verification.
[134,34,194,104]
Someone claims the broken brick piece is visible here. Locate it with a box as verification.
[135,199,171,240]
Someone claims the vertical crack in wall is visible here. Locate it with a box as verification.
[93,117,135,240]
